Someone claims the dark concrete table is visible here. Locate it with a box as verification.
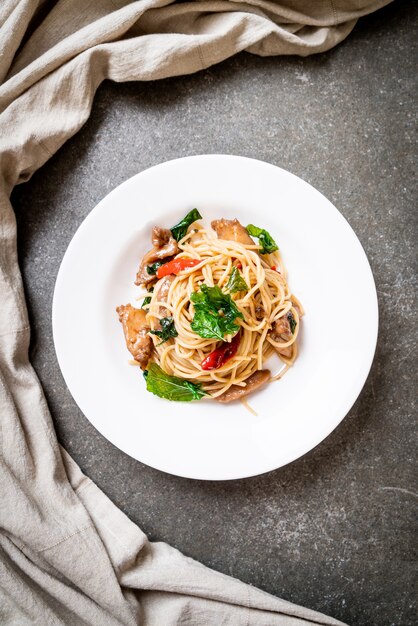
[12,3,417,625]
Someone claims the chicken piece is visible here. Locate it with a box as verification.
[269,315,294,358]
[152,226,171,248]
[255,304,265,320]
[155,274,175,317]
[211,218,254,246]
[216,370,271,403]
[270,316,293,342]
[116,304,152,369]
[274,344,293,358]
[292,303,303,318]
[135,237,179,286]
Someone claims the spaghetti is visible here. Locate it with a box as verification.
[137,219,303,401]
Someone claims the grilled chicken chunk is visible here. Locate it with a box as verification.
[292,302,303,318]
[255,304,265,320]
[211,218,254,246]
[135,236,179,286]
[116,304,152,369]
[216,369,271,403]
[271,316,293,341]
[274,344,293,358]
[268,315,294,358]
[152,226,171,248]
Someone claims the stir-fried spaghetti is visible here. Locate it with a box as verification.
[117,211,303,403]
[140,224,303,400]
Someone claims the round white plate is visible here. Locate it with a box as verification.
[53,155,378,480]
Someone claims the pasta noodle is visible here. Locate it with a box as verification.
[142,224,303,399]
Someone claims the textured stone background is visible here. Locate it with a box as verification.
[12,2,417,625]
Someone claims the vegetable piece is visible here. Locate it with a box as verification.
[149,317,178,345]
[246,224,278,254]
[141,287,154,309]
[287,311,297,334]
[146,260,167,276]
[171,208,202,241]
[226,267,249,294]
[143,363,208,401]
[156,257,201,279]
[190,284,243,340]
[201,332,241,371]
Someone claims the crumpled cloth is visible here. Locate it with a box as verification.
[0,1,390,624]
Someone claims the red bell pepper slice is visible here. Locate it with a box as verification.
[156,258,200,279]
[201,332,241,371]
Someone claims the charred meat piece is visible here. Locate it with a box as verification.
[135,237,180,286]
[255,304,265,320]
[152,226,171,248]
[273,344,293,358]
[216,369,270,403]
[270,316,293,342]
[292,303,302,318]
[155,274,175,317]
[116,304,152,369]
[269,315,293,358]
[211,218,254,246]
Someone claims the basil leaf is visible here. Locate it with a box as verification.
[149,317,178,345]
[141,287,154,309]
[146,260,166,276]
[190,308,226,340]
[171,208,202,241]
[226,267,249,294]
[246,224,278,254]
[190,284,243,340]
[287,311,297,334]
[143,363,208,401]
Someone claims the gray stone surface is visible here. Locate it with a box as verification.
[11,2,417,625]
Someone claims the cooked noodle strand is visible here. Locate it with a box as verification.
[144,226,301,398]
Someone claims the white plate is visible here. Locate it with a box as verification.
[53,155,378,480]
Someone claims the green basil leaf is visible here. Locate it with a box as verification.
[146,260,166,276]
[287,311,297,334]
[246,224,278,254]
[190,308,226,340]
[170,208,202,241]
[143,363,208,401]
[141,287,154,309]
[149,317,178,345]
[226,267,249,294]
[190,284,243,340]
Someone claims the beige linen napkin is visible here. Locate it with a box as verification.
[0,1,390,624]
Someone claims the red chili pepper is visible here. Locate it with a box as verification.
[201,332,241,371]
[233,259,242,269]
[157,258,200,279]
[271,266,277,271]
